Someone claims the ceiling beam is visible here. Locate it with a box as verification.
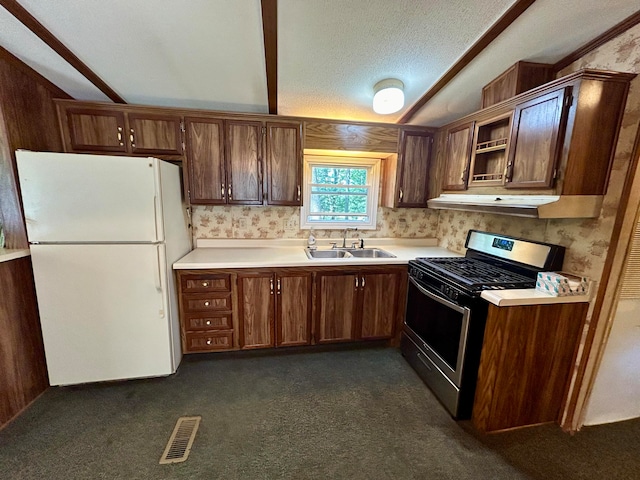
[553,9,640,73]
[0,0,126,104]
[397,0,537,124]
[261,0,278,115]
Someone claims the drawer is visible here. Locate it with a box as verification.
[184,314,232,332]
[181,274,231,293]
[182,293,232,312]
[185,331,234,352]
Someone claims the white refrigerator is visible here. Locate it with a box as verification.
[16,151,192,386]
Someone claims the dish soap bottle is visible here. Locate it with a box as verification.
[307,228,317,250]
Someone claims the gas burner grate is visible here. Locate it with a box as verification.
[416,257,535,288]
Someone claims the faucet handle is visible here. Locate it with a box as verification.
[330,242,337,249]
[351,241,359,249]
[360,238,365,249]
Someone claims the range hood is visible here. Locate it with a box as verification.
[427,194,603,219]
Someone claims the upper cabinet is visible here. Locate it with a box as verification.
[225,120,263,205]
[481,61,554,108]
[438,69,636,197]
[60,105,183,157]
[442,122,474,191]
[505,88,569,189]
[265,122,302,206]
[383,129,434,208]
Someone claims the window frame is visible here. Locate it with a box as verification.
[300,155,380,230]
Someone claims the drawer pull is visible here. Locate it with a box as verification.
[206,320,211,325]
[204,301,210,307]
[206,339,212,345]
[202,281,209,287]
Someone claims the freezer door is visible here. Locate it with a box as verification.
[30,244,175,385]
[16,151,161,243]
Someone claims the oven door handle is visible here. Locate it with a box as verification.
[408,276,468,315]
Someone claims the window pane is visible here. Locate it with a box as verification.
[311,166,367,186]
[309,215,370,222]
[310,193,367,214]
[311,186,368,194]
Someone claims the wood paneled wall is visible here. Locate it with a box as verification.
[0,47,68,429]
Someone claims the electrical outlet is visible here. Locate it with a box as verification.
[284,218,298,232]
[237,217,248,229]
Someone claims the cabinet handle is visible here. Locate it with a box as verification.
[398,188,403,202]
[202,281,209,287]
[505,162,514,181]
[270,278,274,294]
[221,183,225,198]
[355,276,359,288]
[277,279,281,294]
[228,184,232,199]
[206,339,212,345]
[117,127,123,146]
[361,276,365,288]
[461,168,468,182]
[297,185,301,201]
[204,301,210,307]
[206,320,211,326]
[129,128,135,148]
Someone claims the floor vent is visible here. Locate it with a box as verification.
[159,416,201,465]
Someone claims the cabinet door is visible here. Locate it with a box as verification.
[315,271,358,343]
[185,118,226,204]
[505,88,568,189]
[226,120,263,205]
[359,271,400,340]
[65,108,127,153]
[238,273,275,349]
[265,122,302,205]
[442,122,474,191]
[127,113,183,156]
[397,130,433,207]
[276,272,312,346]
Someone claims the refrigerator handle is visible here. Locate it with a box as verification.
[154,245,165,318]
[153,195,160,242]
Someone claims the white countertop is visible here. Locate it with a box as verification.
[173,238,456,269]
[173,238,593,307]
[481,288,593,306]
[0,248,31,263]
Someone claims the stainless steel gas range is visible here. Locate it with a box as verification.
[401,230,566,419]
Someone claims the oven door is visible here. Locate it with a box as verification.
[404,276,471,387]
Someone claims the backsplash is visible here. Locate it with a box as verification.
[192,205,440,240]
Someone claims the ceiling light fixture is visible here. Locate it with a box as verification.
[372,78,404,114]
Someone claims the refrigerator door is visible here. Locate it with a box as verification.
[16,151,161,243]
[30,243,174,385]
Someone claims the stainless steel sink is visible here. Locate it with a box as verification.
[305,249,353,259]
[346,248,396,258]
[304,248,395,259]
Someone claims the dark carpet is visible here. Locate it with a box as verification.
[0,347,638,479]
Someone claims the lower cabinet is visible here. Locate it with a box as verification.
[315,267,404,343]
[237,269,312,349]
[177,265,406,354]
[472,302,588,433]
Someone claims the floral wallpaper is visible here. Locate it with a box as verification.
[438,23,640,286]
[192,205,440,240]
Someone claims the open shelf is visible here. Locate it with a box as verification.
[476,138,508,153]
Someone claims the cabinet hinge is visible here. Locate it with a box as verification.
[553,168,558,180]
[180,121,185,132]
[564,95,573,108]
[187,189,191,203]
[262,126,267,135]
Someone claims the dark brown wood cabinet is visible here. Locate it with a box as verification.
[177,271,236,353]
[265,122,302,206]
[472,302,588,433]
[184,118,225,204]
[226,120,263,205]
[384,129,434,207]
[442,122,474,190]
[237,269,312,349]
[315,267,403,343]
[481,61,554,108]
[61,105,183,156]
[440,69,635,197]
[505,88,569,189]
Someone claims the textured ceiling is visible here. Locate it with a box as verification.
[0,0,638,126]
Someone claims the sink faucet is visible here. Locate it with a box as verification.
[342,227,357,248]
